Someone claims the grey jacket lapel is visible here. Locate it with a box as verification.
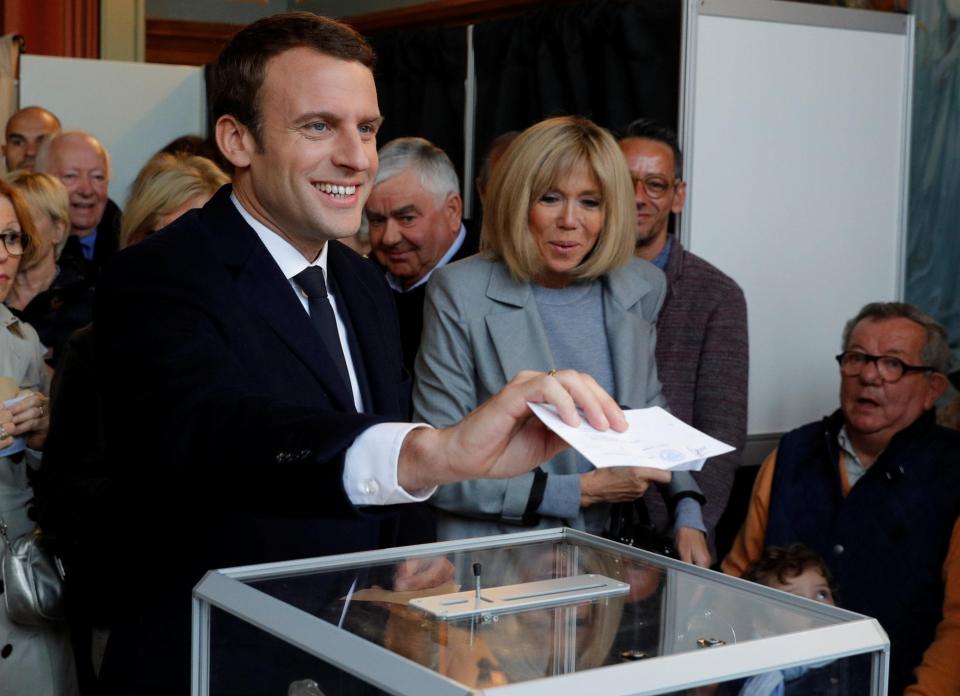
[603,262,664,409]
[484,263,554,381]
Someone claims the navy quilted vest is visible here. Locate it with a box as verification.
[766,410,960,694]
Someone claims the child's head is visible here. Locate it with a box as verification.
[744,543,837,605]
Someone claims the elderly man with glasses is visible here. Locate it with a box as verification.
[723,302,960,695]
[618,120,748,567]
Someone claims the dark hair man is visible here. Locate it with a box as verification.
[366,136,480,370]
[724,302,960,695]
[93,13,626,694]
[3,105,60,173]
[619,119,748,566]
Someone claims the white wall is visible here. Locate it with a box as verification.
[682,0,913,435]
[20,54,205,208]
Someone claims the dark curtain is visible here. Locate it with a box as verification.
[473,0,682,171]
[366,27,468,182]
[200,3,682,202]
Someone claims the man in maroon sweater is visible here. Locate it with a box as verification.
[619,119,749,565]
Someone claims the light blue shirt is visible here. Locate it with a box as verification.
[79,229,98,261]
[838,426,869,488]
[383,223,467,293]
[651,235,673,271]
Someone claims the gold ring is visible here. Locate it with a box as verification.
[547,369,558,377]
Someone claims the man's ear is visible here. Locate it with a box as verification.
[925,372,949,409]
[216,115,256,169]
[444,192,463,232]
[671,180,687,215]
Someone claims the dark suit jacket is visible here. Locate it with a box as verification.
[372,218,481,372]
[93,186,411,691]
[58,197,122,287]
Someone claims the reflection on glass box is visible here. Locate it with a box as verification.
[193,528,888,695]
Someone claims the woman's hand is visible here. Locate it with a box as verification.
[579,466,672,507]
[6,390,49,450]
[675,527,712,568]
[0,406,14,450]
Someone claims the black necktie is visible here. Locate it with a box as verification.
[293,267,353,398]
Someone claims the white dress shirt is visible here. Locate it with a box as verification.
[231,195,433,505]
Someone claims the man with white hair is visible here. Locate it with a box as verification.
[37,130,121,283]
[365,137,480,370]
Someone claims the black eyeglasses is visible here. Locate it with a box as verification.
[835,351,936,383]
[0,230,25,257]
[631,175,679,200]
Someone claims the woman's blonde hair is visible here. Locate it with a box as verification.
[121,153,229,248]
[0,179,42,268]
[6,171,70,259]
[481,116,635,283]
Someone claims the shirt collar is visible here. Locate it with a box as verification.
[837,425,867,470]
[0,302,17,329]
[651,235,673,271]
[79,229,98,260]
[231,193,329,286]
[385,222,466,293]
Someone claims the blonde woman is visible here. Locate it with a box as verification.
[5,172,70,310]
[4,172,85,367]
[121,152,229,248]
[414,116,704,542]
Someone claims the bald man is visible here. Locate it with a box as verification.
[3,106,61,173]
[37,130,122,283]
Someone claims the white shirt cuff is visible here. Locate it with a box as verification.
[343,422,437,505]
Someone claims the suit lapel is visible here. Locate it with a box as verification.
[205,189,355,411]
[484,263,554,380]
[603,263,658,407]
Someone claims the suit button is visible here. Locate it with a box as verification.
[833,544,844,555]
[361,479,379,496]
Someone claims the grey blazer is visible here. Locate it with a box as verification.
[413,254,701,540]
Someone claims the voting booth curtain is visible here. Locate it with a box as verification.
[363,0,681,203]
[367,26,469,182]
[471,0,681,170]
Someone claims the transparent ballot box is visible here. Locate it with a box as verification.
[192,528,889,695]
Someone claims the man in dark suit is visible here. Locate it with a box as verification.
[37,130,121,285]
[93,13,625,695]
[365,136,480,372]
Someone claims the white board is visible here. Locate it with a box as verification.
[681,0,913,435]
[20,55,205,208]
